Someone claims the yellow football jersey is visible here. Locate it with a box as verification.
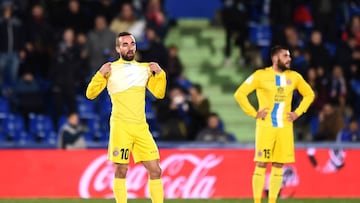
[86,58,166,123]
[234,67,314,128]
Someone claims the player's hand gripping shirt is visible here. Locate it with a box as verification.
[234,67,314,128]
[86,58,166,123]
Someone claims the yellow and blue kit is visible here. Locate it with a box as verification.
[234,67,314,128]
[234,67,314,163]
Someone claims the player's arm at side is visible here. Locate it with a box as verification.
[293,73,315,116]
[234,73,258,118]
[147,63,167,99]
[86,63,110,100]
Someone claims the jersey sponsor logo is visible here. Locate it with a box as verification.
[277,87,284,94]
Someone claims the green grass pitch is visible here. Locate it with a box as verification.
[0,199,360,203]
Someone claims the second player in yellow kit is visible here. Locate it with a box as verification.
[86,32,166,203]
[234,45,314,203]
[237,66,313,163]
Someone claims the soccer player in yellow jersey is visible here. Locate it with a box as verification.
[234,45,315,203]
[86,32,166,203]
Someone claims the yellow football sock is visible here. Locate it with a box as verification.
[268,167,283,203]
[252,166,266,203]
[149,179,164,203]
[113,178,127,203]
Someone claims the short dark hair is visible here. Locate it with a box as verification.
[116,32,133,46]
[191,83,202,94]
[118,32,132,37]
[207,112,220,122]
[270,45,289,57]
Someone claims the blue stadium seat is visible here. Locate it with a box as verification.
[325,43,336,57]
[164,0,222,20]
[28,113,56,143]
[82,115,103,142]
[0,97,10,119]
[349,5,360,18]
[248,23,272,47]
[0,132,6,142]
[2,114,28,142]
[57,114,67,131]
[310,116,319,138]
[77,95,96,119]
[12,131,35,145]
[145,90,162,137]
[248,23,272,62]
[98,93,112,118]
[85,115,101,133]
[93,131,109,142]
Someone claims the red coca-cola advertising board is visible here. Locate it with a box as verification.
[0,148,358,198]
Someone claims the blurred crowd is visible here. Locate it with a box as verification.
[220,0,360,142]
[0,0,360,147]
[0,0,234,147]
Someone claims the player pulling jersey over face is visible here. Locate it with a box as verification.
[234,45,314,203]
[86,32,166,203]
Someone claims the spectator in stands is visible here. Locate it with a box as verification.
[295,68,319,141]
[196,112,234,143]
[0,1,25,88]
[165,43,192,91]
[337,117,360,142]
[166,44,184,88]
[57,112,87,149]
[348,64,360,117]
[342,14,360,46]
[189,83,211,136]
[156,86,194,141]
[329,65,347,108]
[86,15,116,78]
[269,2,294,56]
[269,0,293,27]
[139,27,168,69]
[310,0,340,43]
[93,0,120,24]
[144,0,168,40]
[283,25,308,76]
[335,36,360,78]
[49,28,81,125]
[292,1,313,33]
[110,3,145,40]
[220,0,249,65]
[13,72,44,118]
[24,4,54,79]
[7,0,30,19]
[306,67,331,117]
[306,68,317,92]
[75,32,89,93]
[60,0,91,34]
[314,103,345,141]
[306,30,332,72]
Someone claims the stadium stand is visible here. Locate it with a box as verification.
[0,0,360,148]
